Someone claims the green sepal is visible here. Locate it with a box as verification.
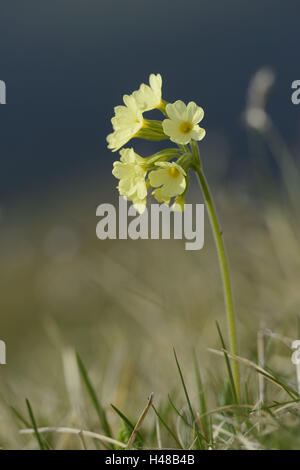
[136,119,167,141]
[143,148,182,167]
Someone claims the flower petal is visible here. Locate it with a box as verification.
[187,101,204,124]
[149,168,168,188]
[191,126,206,141]
[166,100,187,121]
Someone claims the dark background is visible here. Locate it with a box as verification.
[0,0,299,204]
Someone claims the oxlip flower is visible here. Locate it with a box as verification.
[132,73,163,112]
[162,100,205,145]
[107,95,144,152]
[151,188,171,205]
[172,194,185,212]
[112,148,147,213]
[149,162,186,199]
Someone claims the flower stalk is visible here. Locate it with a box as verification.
[191,144,241,402]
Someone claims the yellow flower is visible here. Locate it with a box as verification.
[152,188,170,205]
[107,95,143,152]
[162,100,205,145]
[112,148,147,213]
[172,194,185,212]
[149,162,186,199]
[132,74,162,112]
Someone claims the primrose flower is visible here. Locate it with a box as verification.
[107,95,144,152]
[149,162,186,200]
[152,188,170,205]
[112,148,147,213]
[172,195,185,212]
[132,73,163,112]
[162,100,206,145]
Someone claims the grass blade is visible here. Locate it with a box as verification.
[173,348,195,421]
[125,393,153,449]
[209,347,298,399]
[111,404,135,431]
[216,322,238,404]
[11,406,31,428]
[173,348,204,449]
[25,399,45,450]
[152,404,183,449]
[168,394,191,428]
[20,426,126,448]
[193,350,209,440]
[111,403,144,448]
[76,353,113,444]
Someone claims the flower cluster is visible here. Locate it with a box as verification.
[107,74,206,213]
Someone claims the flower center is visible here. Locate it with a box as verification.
[168,167,180,178]
[179,121,193,134]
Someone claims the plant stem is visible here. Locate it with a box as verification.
[193,160,241,402]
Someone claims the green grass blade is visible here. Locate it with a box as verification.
[76,353,113,443]
[11,406,31,428]
[210,347,299,400]
[111,404,135,430]
[152,404,183,449]
[173,348,203,449]
[244,382,250,405]
[193,350,209,439]
[264,365,299,399]
[216,322,238,404]
[25,399,45,450]
[173,348,195,421]
[111,403,143,448]
[265,398,300,410]
[168,394,191,428]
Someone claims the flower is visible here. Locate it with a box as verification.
[112,148,147,213]
[132,74,162,112]
[172,195,185,212]
[162,100,205,145]
[107,95,143,152]
[152,188,170,205]
[149,162,186,199]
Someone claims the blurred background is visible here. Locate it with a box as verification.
[1,0,300,448]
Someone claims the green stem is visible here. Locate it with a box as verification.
[193,156,241,402]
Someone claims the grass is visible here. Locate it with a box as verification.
[9,332,300,450]
[2,187,300,449]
